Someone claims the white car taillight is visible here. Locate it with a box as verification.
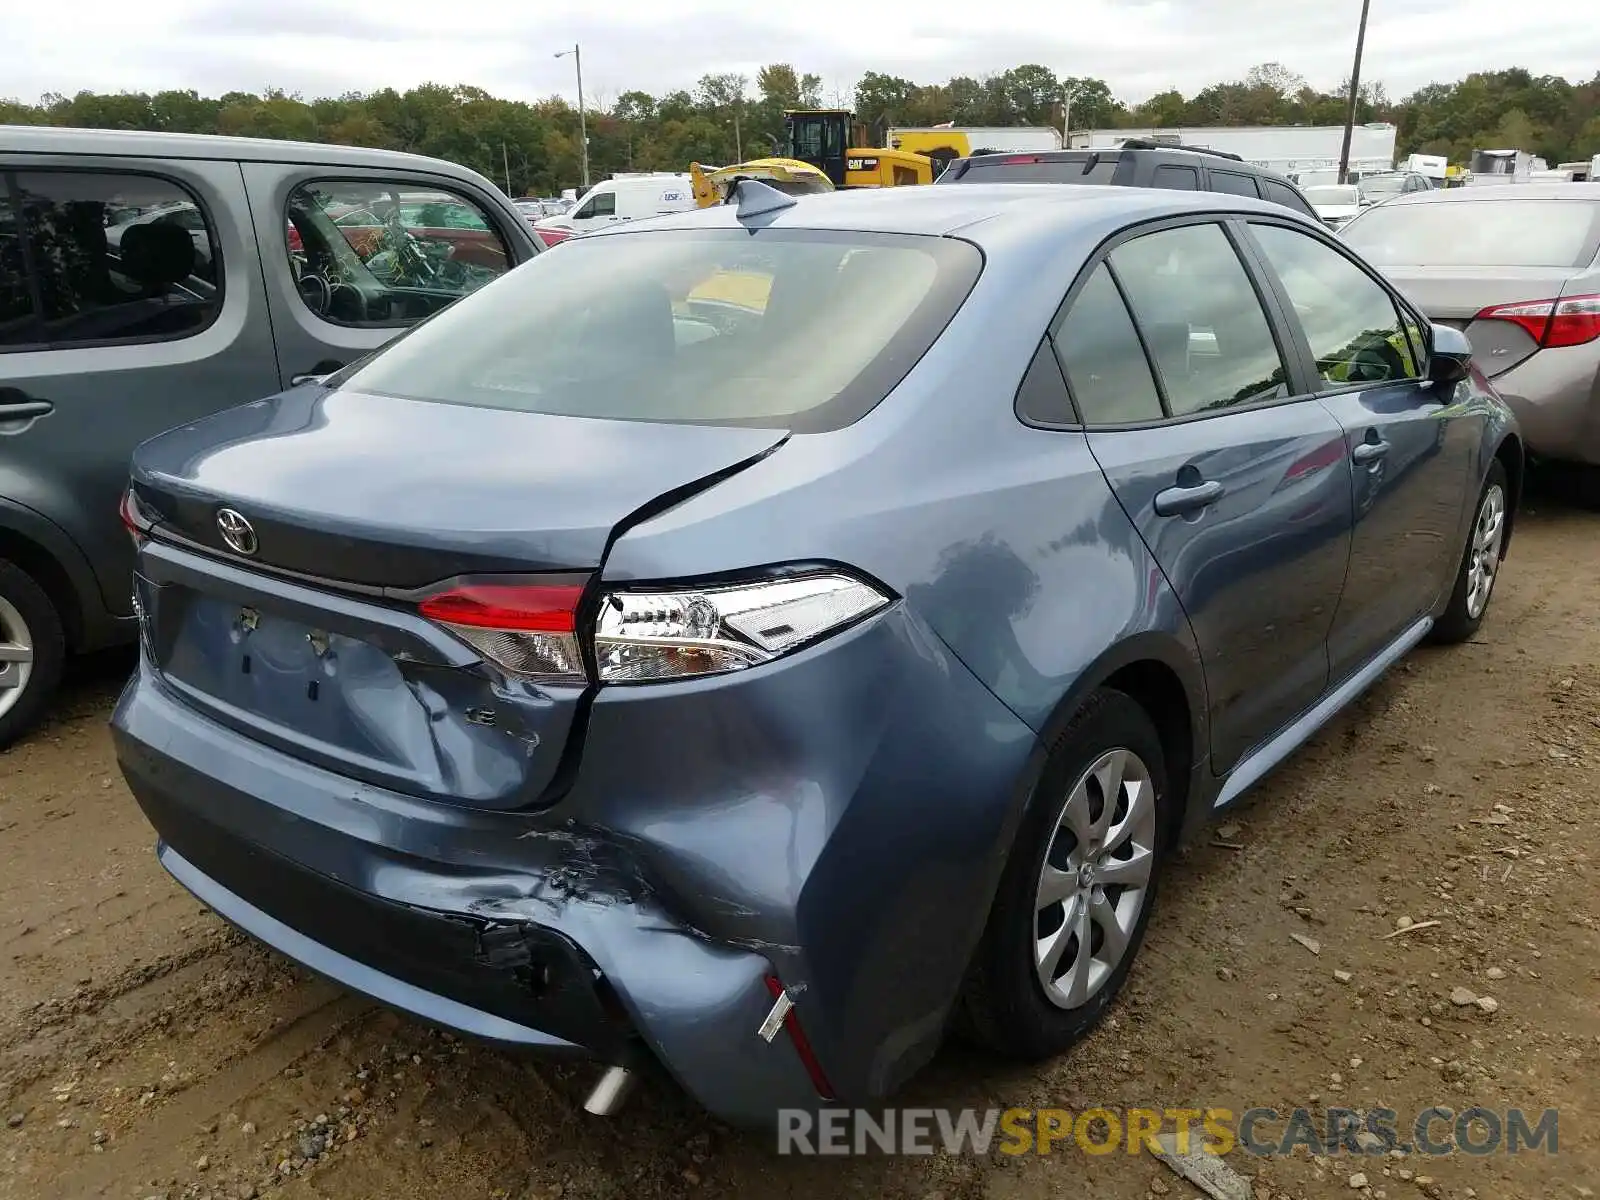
[594,572,890,684]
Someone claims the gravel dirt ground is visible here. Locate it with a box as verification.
[3,488,1597,1200]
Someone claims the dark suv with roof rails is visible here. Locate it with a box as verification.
[936,137,1320,219]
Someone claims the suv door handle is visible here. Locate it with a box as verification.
[0,388,53,420]
[1154,478,1225,516]
[1352,438,1390,464]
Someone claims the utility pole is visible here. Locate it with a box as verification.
[733,107,743,162]
[1337,0,1373,185]
[501,141,512,196]
[1061,86,1074,145]
[555,44,590,189]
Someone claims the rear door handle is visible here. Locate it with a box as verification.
[1154,479,1225,516]
[0,400,53,420]
[1352,439,1390,464]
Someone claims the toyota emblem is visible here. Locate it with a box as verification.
[216,508,258,556]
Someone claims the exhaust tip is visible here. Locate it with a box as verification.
[582,1064,636,1117]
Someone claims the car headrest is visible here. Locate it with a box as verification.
[120,223,197,289]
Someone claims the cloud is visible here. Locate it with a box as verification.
[5,0,1597,110]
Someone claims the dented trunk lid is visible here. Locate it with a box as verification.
[127,386,787,810]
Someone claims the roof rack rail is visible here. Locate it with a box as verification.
[1117,136,1246,163]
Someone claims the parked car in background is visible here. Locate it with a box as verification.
[1356,171,1435,203]
[532,174,698,243]
[936,138,1321,219]
[113,181,1519,1128]
[1341,184,1600,482]
[1305,184,1364,230]
[0,126,541,746]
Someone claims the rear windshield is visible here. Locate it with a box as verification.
[1342,199,1600,268]
[339,228,981,432]
[1305,185,1360,206]
[945,156,1119,185]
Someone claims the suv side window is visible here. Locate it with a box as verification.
[285,180,510,329]
[1249,222,1422,386]
[7,171,221,349]
[1210,171,1260,197]
[1108,223,1291,416]
[0,181,36,346]
[1262,179,1315,216]
[1050,263,1164,424]
[1152,164,1199,190]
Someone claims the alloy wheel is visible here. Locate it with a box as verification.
[1033,747,1157,1009]
[1465,483,1506,620]
[0,593,35,721]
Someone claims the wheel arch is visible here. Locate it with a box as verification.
[0,522,85,651]
[1492,431,1524,553]
[1030,632,1208,851]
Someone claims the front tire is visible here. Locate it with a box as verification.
[1431,459,1508,645]
[0,557,66,750]
[961,688,1168,1059]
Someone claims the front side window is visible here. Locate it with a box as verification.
[1250,222,1421,386]
[337,229,982,432]
[0,182,37,347]
[1051,263,1164,424]
[285,180,511,329]
[1107,222,1290,416]
[8,171,220,348]
[1262,179,1314,216]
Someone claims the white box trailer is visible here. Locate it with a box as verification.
[1069,123,1398,177]
[1401,152,1448,181]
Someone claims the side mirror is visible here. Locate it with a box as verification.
[1428,322,1473,386]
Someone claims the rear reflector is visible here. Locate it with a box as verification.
[763,975,835,1100]
[1475,294,1600,349]
[119,489,148,546]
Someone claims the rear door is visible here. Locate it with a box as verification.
[0,156,278,622]
[241,163,536,388]
[1055,218,1354,773]
[1240,218,1476,676]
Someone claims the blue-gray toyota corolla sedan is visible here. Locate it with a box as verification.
[113,182,1521,1128]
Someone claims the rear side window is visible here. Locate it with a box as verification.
[1108,223,1290,416]
[1249,222,1421,387]
[1342,199,1600,268]
[1152,165,1199,190]
[4,171,220,350]
[1210,171,1260,197]
[285,180,512,329]
[1262,179,1315,216]
[1051,264,1164,424]
[339,229,983,433]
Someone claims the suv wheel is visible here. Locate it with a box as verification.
[960,688,1167,1058]
[0,558,66,749]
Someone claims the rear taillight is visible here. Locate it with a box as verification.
[534,227,573,248]
[593,572,889,684]
[1475,294,1600,349]
[418,581,586,683]
[119,489,149,548]
[418,570,891,685]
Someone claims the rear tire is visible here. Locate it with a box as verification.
[1431,460,1508,645]
[960,688,1168,1059]
[0,558,66,750]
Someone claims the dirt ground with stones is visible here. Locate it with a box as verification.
[3,487,1598,1200]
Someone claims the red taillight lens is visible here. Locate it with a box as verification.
[419,582,586,682]
[1475,294,1600,349]
[419,583,582,632]
[1001,154,1043,164]
[534,227,573,248]
[763,975,835,1100]
[119,489,147,547]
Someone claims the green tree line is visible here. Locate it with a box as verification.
[3,62,1597,198]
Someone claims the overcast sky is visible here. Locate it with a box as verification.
[7,0,1597,110]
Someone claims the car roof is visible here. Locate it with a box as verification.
[1381,183,1600,206]
[0,124,488,178]
[589,182,1310,242]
